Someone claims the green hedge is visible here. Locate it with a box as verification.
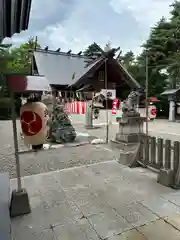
[0,97,21,120]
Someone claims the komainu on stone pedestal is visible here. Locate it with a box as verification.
[113,89,146,167]
[116,89,145,143]
[48,103,76,144]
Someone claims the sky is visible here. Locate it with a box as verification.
[4,0,173,55]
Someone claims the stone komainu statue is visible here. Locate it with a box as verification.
[122,88,144,115]
[48,103,76,143]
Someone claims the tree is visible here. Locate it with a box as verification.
[0,38,41,119]
[167,51,180,88]
[83,42,102,56]
[133,52,167,97]
[0,43,12,72]
[7,37,40,74]
[166,1,180,88]
[139,1,180,89]
[132,16,171,95]
[120,51,135,69]
[141,17,171,70]
[0,44,13,94]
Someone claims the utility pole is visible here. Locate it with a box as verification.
[34,36,38,51]
[105,58,109,143]
[145,55,149,135]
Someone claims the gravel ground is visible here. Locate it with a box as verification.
[0,120,118,178]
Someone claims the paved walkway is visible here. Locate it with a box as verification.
[11,160,180,239]
[71,115,180,142]
[2,116,180,239]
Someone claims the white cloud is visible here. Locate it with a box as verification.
[4,0,172,55]
[109,0,172,26]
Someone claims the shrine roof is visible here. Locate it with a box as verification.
[0,0,32,40]
[33,48,140,90]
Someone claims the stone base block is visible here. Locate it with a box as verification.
[84,125,94,129]
[84,125,101,130]
[119,151,133,166]
[119,150,141,168]
[171,184,180,190]
[116,133,145,143]
[171,172,180,189]
[157,169,174,187]
[10,188,31,218]
[110,140,136,150]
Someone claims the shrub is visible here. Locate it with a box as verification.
[0,97,21,120]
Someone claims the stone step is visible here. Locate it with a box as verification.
[110,139,138,151]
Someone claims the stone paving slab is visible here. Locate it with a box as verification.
[140,196,180,217]
[162,191,180,206]
[11,201,80,230]
[54,218,100,240]
[108,229,146,240]
[113,202,158,227]
[11,226,55,240]
[88,209,133,239]
[164,213,180,231]
[137,219,180,240]
[109,218,180,240]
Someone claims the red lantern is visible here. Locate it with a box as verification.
[20,111,43,136]
[148,105,157,120]
[151,108,157,116]
[20,102,49,146]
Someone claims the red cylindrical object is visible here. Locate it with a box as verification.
[112,98,119,114]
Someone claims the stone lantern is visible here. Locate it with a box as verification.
[161,89,180,122]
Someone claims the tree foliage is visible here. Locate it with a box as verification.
[83,42,102,56]
[0,37,41,119]
[116,1,180,96]
[7,37,40,74]
[0,37,40,97]
[0,44,13,93]
[119,51,135,69]
[139,1,180,90]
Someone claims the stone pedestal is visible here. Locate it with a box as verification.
[85,102,93,129]
[114,111,146,167]
[169,100,176,122]
[116,114,145,143]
